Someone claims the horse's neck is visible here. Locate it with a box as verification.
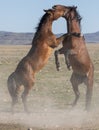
[66,19,81,34]
[40,20,53,34]
[65,19,81,49]
[69,19,81,33]
[45,24,52,33]
[67,20,71,33]
[29,19,53,55]
[32,19,52,44]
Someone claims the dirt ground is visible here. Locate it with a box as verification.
[0,44,99,130]
[0,109,99,130]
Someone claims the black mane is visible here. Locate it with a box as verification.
[74,8,82,21]
[32,12,50,45]
[35,13,50,34]
[72,7,82,30]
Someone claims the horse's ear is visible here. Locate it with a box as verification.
[72,6,77,9]
[43,9,52,15]
[75,6,77,9]
[43,9,47,13]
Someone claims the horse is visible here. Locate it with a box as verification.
[7,8,71,113]
[53,5,94,110]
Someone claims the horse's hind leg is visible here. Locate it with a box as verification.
[70,73,80,107]
[85,82,93,111]
[7,73,20,113]
[21,87,30,113]
[10,85,22,113]
[85,68,94,111]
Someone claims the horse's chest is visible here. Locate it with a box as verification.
[39,48,53,67]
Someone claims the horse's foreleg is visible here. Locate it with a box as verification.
[64,49,77,70]
[54,50,60,71]
[70,73,80,107]
[56,33,68,46]
[64,50,71,70]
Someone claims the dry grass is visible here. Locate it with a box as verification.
[0,44,99,130]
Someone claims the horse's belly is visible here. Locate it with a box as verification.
[70,58,90,75]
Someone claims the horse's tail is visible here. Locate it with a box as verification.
[7,72,16,99]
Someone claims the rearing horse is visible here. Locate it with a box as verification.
[53,5,94,110]
[7,8,71,113]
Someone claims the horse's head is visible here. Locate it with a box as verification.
[52,5,82,22]
[43,7,70,21]
[64,6,82,22]
[52,5,72,18]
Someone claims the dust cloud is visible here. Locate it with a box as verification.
[0,100,99,129]
[0,82,99,129]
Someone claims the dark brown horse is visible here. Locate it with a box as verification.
[53,5,94,110]
[7,8,71,113]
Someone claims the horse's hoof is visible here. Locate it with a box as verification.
[67,64,71,70]
[85,106,91,112]
[68,68,71,71]
[11,107,15,114]
[57,67,60,71]
[11,111,15,115]
[28,128,32,130]
[24,109,31,114]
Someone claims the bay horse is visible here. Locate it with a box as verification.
[53,5,94,110]
[7,8,71,113]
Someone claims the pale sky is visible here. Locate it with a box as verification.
[0,0,99,34]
